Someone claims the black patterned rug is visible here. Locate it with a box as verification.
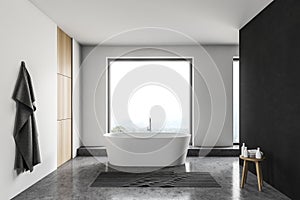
[90,171,220,188]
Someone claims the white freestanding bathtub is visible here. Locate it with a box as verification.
[104,132,190,167]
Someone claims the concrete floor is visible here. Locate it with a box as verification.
[13,157,290,200]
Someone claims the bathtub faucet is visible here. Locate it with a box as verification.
[147,117,152,132]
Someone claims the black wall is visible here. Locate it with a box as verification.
[240,0,300,199]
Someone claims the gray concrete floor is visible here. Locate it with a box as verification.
[13,157,290,200]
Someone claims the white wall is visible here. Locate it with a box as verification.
[0,0,57,199]
[203,46,238,146]
[72,39,82,157]
[80,45,238,147]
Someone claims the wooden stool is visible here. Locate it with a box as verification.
[240,155,265,191]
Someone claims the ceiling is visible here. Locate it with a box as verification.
[29,0,273,45]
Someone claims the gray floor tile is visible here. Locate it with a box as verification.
[12,157,290,200]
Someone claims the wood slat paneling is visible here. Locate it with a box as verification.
[57,27,72,77]
[57,120,72,166]
[57,75,71,120]
[57,121,63,166]
[57,27,72,167]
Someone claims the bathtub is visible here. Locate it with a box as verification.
[104,132,190,167]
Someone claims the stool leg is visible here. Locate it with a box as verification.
[255,161,262,191]
[241,160,248,188]
[244,161,248,183]
[259,164,263,186]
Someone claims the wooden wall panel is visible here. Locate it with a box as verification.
[57,75,71,120]
[57,120,72,166]
[57,121,63,166]
[57,27,72,167]
[57,27,72,77]
[57,75,63,120]
[66,78,72,119]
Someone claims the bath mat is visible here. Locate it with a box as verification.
[90,171,220,188]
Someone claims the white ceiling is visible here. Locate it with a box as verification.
[29,0,272,45]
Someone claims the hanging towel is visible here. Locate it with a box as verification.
[12,61,41,173]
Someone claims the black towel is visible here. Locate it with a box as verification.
[12,61,41,173]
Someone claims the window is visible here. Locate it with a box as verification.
[107,58,192,134]
[233,57,239,144]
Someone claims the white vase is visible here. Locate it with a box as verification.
[256,147,262,159]
[243,147,248,158]
[241,143,245,157]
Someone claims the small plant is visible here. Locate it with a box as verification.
[111,126,127,133]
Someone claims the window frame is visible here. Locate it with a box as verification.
[233,57,240,144]
[106,57,194,140]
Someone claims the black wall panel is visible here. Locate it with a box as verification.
[240,0,300,199]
